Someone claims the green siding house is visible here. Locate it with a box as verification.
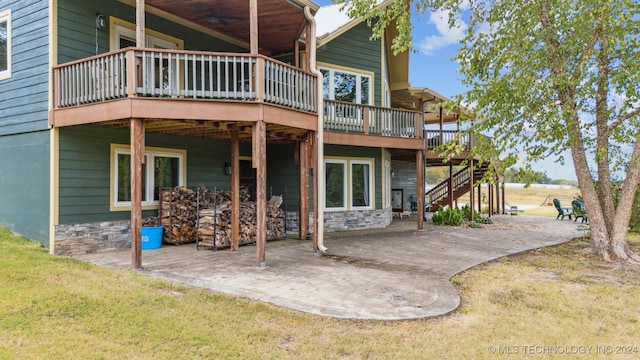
[0,0,473,266]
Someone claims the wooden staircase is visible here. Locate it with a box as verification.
[425,163,490,211]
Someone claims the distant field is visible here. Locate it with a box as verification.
[478,185,582,218]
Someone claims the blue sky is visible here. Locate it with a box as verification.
[314,1,578,181]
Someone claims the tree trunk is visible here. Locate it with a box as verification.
[611,139,640,261]
[564,98,611,260]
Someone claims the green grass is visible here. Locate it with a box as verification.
[2,227,640,359]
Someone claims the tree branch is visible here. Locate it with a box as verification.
[608,107,640,132]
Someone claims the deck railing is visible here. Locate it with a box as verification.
[323,100,422,138]
[424,130,472,150]
[426,166,471,208]
[53,48,317,113]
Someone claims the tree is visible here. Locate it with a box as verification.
[337,0,640,262]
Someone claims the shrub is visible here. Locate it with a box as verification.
[432,206,464,226]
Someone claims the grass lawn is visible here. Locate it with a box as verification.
[2,226,640,359]
[476,185,582,218]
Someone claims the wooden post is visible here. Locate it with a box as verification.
[299,136,310,239]
[501,178,506,214]
[416,150,424,229]
[448,162,453,209]
[477,183,482,214]
[469,159,475,222]
[136,0,145,47]
[495,181,500,216]
[363,107,370,134]
[130,118,144,269]
[249,0,258,54]
[487,183,493,217]
[253,120,266,267]
[231,129,240,250]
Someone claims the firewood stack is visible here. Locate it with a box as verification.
[159,186,286,248]
[197,192,286,249]
[158,186,199,245]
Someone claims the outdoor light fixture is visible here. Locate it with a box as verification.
[95,14,106,30]
[391,169,395,178]
[224,162,231,175]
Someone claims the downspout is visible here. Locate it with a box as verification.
[304,6,327,253]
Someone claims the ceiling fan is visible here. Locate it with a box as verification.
[199,8,244,26]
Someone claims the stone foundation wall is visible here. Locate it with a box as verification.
[55,208,394,256]
[323,208,393,232]
[286,208,392,234]
[54,220,131,256]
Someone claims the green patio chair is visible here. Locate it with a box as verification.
[553,198,573,220]
[571,199,588,223]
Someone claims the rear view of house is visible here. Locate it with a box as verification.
[0,0,489,268]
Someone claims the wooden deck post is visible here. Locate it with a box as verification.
[469,159,475,222]
[495,181,500,216]
[477,183,482,214]
[130,118,144,269]
[253,120,266,267]
[448,162,453,209]
[299,136,310,240]
[501,176,506,215]
[487,183,493,217]
[249,0,258,55]
[231,129,240,250]
[416,149,424,229]
[136,0,145,47]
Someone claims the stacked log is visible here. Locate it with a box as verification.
[197,195,286,249]
[158,186,198,245]
[158,186,285,248]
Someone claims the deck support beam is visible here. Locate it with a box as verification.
[253,120,267,267]
[299,136,310,240]
[469,159,475,222]
[416,149,424,229]
[130,118,144,269]
[487,183,493,217]
[231,129,240,250]
[448,162,454,209]
[249,0,258,54]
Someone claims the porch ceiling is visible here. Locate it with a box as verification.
[99,119,310,143]
[391,88,463,125]
[145,0,318,56]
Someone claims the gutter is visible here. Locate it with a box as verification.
[304,6,327,253]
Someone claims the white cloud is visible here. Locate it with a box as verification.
[418,9,467,55]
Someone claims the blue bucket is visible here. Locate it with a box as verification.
[141,226,163,250]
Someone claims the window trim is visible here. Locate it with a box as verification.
[0,9,11,80]
[318,63,374,105]
[324,159,348,211]
[324,157,375,211]
[109,18,184,51]
[110,144,187,211]
[350,159,374,210]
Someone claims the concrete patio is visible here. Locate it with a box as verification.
[74,214,582,320]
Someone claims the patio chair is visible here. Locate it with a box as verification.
[571,199,588,223]
[553,198,573,220]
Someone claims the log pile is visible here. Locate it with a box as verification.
[158,187,198,245]
[197,193,286,249]
[158,186,285,247]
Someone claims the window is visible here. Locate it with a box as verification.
[111,145,186,209]
[325,160,347,210]
[0,9,11,79]
[325,158,374,211]
[320,66,372,105]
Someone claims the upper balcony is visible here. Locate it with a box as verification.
[322,100,424,149]
[50,48,319,140]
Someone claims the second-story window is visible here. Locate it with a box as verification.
[320,67,371,105]
[0,9,11,80]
